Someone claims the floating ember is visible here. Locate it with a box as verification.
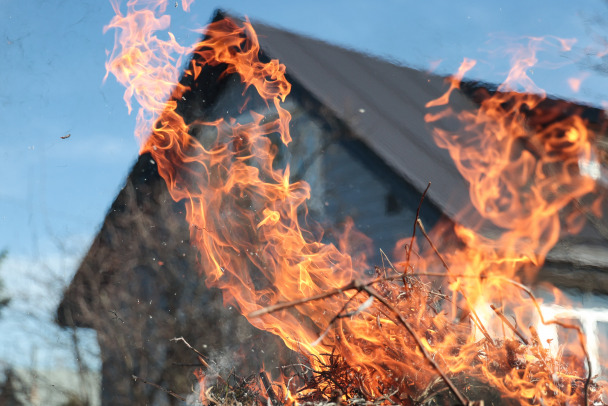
[104,1,606,404]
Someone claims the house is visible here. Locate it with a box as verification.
[56,10,608,405]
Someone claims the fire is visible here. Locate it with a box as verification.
[424,36,599,281]
[421,36,604,403]
[567,73,590,93]
[103,0,194,142]
[105,0,358,368]
[104,2,605,404]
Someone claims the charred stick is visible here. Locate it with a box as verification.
[132,375,186,402]
[416,219,495,347]
[172,362,209,367]
[416,218,449,271]
[170,336,211,369]
[489,304,530,345]
[408,183,431,264]
[360,285,470,406]
[259,371,280,406]
[403,182,431,284]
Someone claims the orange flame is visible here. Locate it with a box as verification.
[104,3,605,403]
[567,72,590,93]
[421,37,603,404]
[104,0,194,142]
[105,0,362,366]
[425,37,598,276]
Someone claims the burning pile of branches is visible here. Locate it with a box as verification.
[188,238,606,405]
[245,227,603,405]
[289,278,598,405]
[186,268,603,406]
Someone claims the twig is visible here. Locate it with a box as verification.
[172,362,209,367]
[408,183,431,263]
[415,219,449,271]
[380,251,389,278]
[311,290,365,347]
[249,280,364,318]
[489,304,529,345]
[416,219,495,347]
[378,388,400,405]
[171,336,211,369]
[250,270,458,321]
[419,385,451,405]
[132,375,186,402]
[380,249,400,276]
[404,182,431,282]
[380,247,416,290]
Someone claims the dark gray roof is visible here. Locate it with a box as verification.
[250,19,472,221]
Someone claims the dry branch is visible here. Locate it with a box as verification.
[132,374,186,402]
[490,304,529,345]
[171,336,211,369]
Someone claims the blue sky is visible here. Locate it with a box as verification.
[1,0,607,370]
